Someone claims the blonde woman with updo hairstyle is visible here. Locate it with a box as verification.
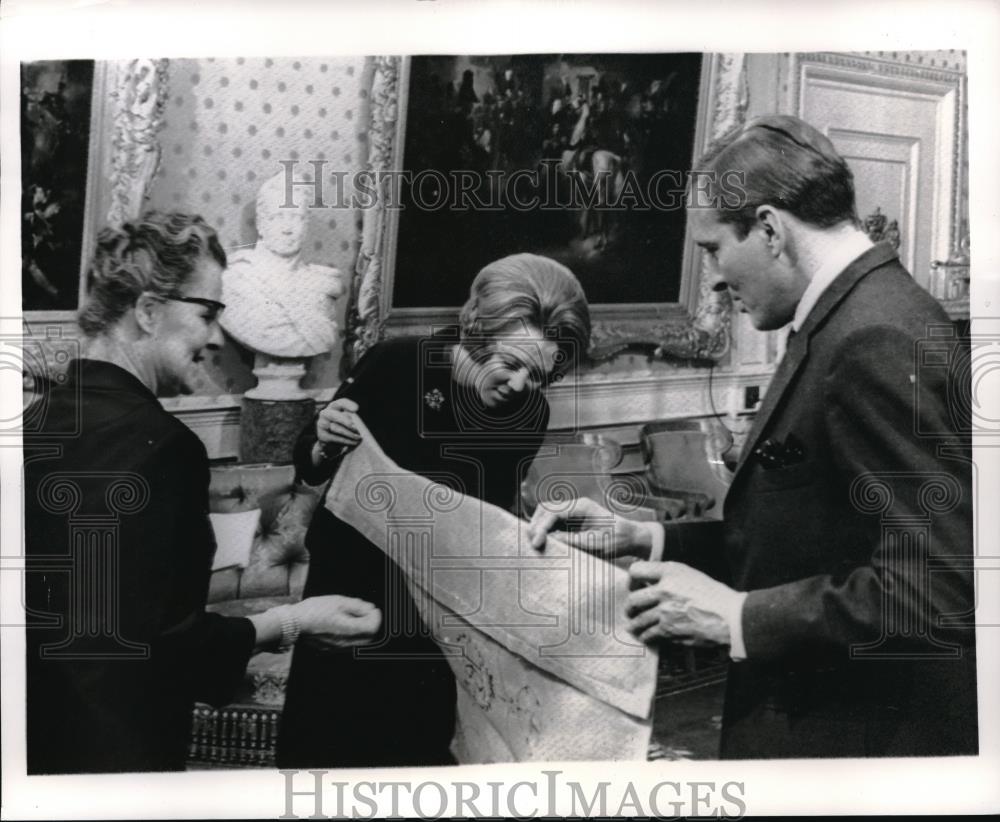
[278,253,591,768]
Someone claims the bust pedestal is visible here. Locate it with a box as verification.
[245,357,308,401]
[240,397,315,464]
[240,354,315,464]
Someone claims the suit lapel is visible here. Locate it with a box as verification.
[733,331,809,476]
[732,243,899,480]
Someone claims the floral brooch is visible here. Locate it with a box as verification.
[423,388,445,411]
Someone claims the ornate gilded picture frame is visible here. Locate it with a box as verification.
[347,54,750,366]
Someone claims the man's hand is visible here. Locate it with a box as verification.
[527,496,656,558]
[626,561,739,646]
[294,595,382,649]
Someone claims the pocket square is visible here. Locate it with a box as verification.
[754,433,806,470]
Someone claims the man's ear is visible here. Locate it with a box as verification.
[133,292,161,335]
[755,205,786,256]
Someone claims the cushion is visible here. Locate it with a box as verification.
[210,509,262,571]
[207,463,322,603]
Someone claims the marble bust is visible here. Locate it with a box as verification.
[221,172,345,360]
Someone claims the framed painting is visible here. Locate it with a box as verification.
[20,60,96,313]
[347,53,750,364]
[20,59,171,323]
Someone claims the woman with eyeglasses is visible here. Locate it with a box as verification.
[277,253,591,768]
[24,212,382,774]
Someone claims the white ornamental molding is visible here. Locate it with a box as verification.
[349,56,400,363]
[106,58,170,228]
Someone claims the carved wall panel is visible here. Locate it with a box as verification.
[788,52,965,296]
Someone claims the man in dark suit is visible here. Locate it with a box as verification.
[530,114,977,758]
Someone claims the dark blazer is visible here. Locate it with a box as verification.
[662,244,977,758]
[24,360,255,773]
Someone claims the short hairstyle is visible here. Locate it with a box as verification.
[77,211,226,337]
[699,114,859,236]
[458,253,591,376]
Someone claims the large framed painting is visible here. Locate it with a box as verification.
[394,53,702,308]
[20,60,96,313]
[20,59,171,322]
[19,58,171,402]
[347,53,750,364]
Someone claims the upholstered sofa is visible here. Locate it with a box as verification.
[189,463,323,768]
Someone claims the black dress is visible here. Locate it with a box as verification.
[276,332,549,767]
[23,360,255,773]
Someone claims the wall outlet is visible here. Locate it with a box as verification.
[744,385,760,410]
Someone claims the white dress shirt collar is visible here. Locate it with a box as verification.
[790,232,876,332]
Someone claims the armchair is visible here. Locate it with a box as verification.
[188,463,322,768]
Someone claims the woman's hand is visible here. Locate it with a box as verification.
[295,595,382,650]
[317,398,361,447]
[310,398,362,465]
[526,495,656,558]
[250,594,382,652]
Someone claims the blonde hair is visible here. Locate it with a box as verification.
[78,212,225,337]
[458,253,591,375]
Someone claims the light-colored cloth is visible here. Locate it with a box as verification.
[325,419,659,762]
[725,590,749,660]
[209,508,261,571]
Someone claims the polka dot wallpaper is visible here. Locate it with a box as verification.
[147,56,367,394]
